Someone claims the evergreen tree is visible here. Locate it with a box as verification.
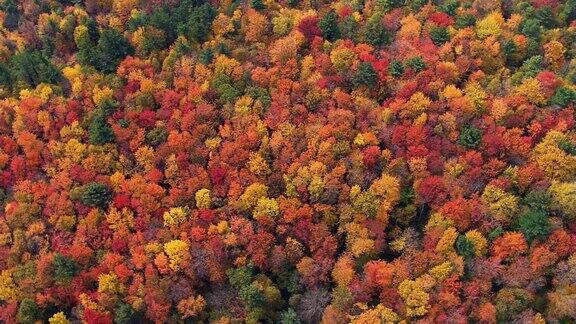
[89,115,115,145]
[95,28,134,73]
[362,15,393,47]
[115,303,139,324]
[188,3,217,44]
[516,210,551,243]
[10,50,61,87]
[353,62,379,88]
[406,56,426,72]
[16,298,39,324]
[456,235,476,260]
[459,126,482,149]
[551,87,576,107]
[52,253,80,283]
[389,60,405,78]
[319,11,340,42]
[251,0,266,10]
[80,182,112,208]
[430,26,450,46]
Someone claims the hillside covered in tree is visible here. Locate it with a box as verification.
[1,0,576,322]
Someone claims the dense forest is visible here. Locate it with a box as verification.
[0,0,576,322]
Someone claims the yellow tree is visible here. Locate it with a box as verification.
[164,240,189,271]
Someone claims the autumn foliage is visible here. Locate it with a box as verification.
[1,0,576,322]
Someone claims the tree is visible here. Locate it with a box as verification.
[10,50,61,88]
[76,26,134,73]
[145,127,168,147]
[48,312,70,324]
[551,87,576,107]
[16,298,39,324]
[88,114,115,145]
[389,60,404,78]
[80,182,112,208]
[280,308,300,324]
[96,28,134,73]
[187,3,217,44]
[476,11,504,39]
[515,210,551,243]
[164,240,189,271]
[398,279,429,318]
[114,303,139,324]
[481,185,519,224]
[491,232,527,260]
[495,288,532,322]
[362,15,393,47]
[406,56,426,72]
[163,206,189,227]
[455,235,475,260]
[52,254,80,283]
[353,62,379,88]
[1,0,19,30]
[455,13,476,29]
[251,0,266,11]
[177,295,206,319]
[459,125,482,149]
[319,11,340,42]
[195,188,212,209]
[430,26,450,45]
[549,181,576,219]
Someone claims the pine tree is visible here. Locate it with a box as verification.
[389,60,404,78]
[53,254,80,283]
[353,62,379,88]
[319,11,340,42]
[80,182,112,208]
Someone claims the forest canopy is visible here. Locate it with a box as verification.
[1,0,576,323]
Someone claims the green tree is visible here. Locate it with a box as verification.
[495,288,532,322]
[430,26,450,46]
[522,189,552,211]
[559,0,576,24]
[17,298,39,324]
[520,18,543,40]
[239,284,266,309]
[0,62,13,92]
[228,265,254,289]
[76,27,134,73]
[95,28,134,73]
[459,126,482,149]
[551,87,576,107]
[89,115,115,145]
[534,6,558,29]
[455,13,476,29]
[389,60,404,78]
[362,14,393,47]
[280,308,301,324]
[146,127,168,147]
[455,235,475,260]
[440,0,459,15]
[80,182,112,208]
[251,0,266,10]
[558,139,576,155]
[53,253,80,283]
[319,11,340,42]
[515,210,551,243]
[406,56,426,72]
[353,62,379,88]
[115,302,139,324]
[187,3,217,44]
[10,50,61,88]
